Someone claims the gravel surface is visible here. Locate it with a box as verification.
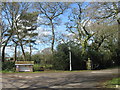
[1,68,119,89]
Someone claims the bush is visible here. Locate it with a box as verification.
[33,64,42,71]
[104,77,120,88]
[2,61,15,71]
[44,64,53,70]
[33,64,53,71]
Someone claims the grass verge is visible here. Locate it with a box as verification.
[103,77,120,88]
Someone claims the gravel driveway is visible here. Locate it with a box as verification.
[1,68,119,89]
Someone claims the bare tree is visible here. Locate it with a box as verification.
[89,2,119,45]
[65,3,94,55]
[36,2,69,53]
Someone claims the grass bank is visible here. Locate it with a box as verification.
[103,77,120,88]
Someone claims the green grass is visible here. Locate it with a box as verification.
[104,77,120,88]
[0,70,15,73]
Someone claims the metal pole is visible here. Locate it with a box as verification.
[69,47,72,71]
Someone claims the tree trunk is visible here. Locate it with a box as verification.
[29,44,32,60]
[14,44,17,61]
[117,1,120,45]
[2,45,6,62]
[15,23,26,60]
[2,35,12,62]
[20,41,26,60]
[117,19,120,47]
[50,20,55,53]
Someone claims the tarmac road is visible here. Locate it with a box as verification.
[1,68,119,89]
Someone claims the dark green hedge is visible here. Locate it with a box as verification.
[2,61,15,71]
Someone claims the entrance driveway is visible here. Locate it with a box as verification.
[1,68,119,89]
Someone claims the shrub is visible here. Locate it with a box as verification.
[33,64,53,71]
[2,61,15,71]
[33,64,41,71]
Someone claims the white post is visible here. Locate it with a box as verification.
[69,47,72,71]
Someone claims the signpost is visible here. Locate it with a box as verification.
[68,46,72,71]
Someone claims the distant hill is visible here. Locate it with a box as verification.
[41,47,52,54]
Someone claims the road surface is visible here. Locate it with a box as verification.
[1,68,119,89]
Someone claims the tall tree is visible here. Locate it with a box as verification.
[2,2,38,61]
[2,2,30,62]
[89,2,119,45]
[16,12,38,60]
[87,22,118,51]
[88,2,119,65]
[36,2,69,53]
[65,3,94,55]
[12,39,18,61]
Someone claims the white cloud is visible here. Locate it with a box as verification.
[1,46,14,56]
[67,33,74,37]
[5,47,14,53]
[37,16,44,23]
[37,27,52,37]
[35,40,43,44]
